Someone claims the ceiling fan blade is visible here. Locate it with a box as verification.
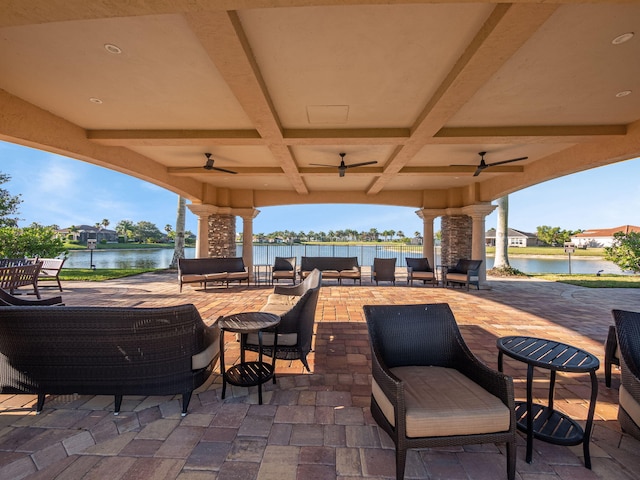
[344,161,378,169]
[486,156,528,167]
[211,166,237,174]
[473,166,484,177]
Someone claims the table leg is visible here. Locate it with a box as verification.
[257,330,264,405]
[526,363,534,463]
[583,370,598,469]
[548,370,556,413]
[272,326,278,384]
[220,329,227,400]
[498,351,504,372]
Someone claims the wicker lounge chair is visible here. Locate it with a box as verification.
[246,269,322,371]
[272,256,297,284]
[443,259,482,290]
[612,309,640,440]
[0,288,63,306]
[405,257,437,286]
[363,303,516,480]
[372,257,396,285]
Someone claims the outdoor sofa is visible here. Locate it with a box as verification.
[299,256,361,284]
[178,257,249,291]
[0,304,220,415]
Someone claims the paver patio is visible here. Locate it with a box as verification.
[0,271,638,479]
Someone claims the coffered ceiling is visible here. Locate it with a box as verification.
[1,1,639,210]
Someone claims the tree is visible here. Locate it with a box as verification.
[170,196,186,269]
[134,221,163,243]
[101,219,110,229]
[0,172,22,227]
[536,225,574,246]
[605,231,640,273]
[116,219,134,243]
[0,223,66,258]
[494,195,510,269]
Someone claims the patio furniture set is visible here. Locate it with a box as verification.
[2,256,638,480]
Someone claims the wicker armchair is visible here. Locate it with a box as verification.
[372,258,396,285]
[0,288,63,306]
[272,256,297,284]
[612,309,640,439]
[443,259,482,290]
[405,257,437,286]
[246,269,322,371]
[604,324,620,388]
[364,303,516,480]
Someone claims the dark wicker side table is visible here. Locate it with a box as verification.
[219,312,280,405]
[497,336,599,468]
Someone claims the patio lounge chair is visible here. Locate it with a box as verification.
[36,257,66,292]
[443,259,482,290]
[372,257,396,285]
[245,269,322,371]
[272,256,297,284]
[405,257,437,286]
[612,309,640,440]
[0,288,63,306]
[363,303,516,480]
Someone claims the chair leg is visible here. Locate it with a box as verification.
[181,391,192,416]
[114,395,123,415]
[396,446,407,480]
[506,438,516,480]
[300,353,311,373]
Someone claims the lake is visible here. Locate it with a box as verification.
[63,245,627,275]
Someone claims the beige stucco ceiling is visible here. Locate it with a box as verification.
[1,0,639,210]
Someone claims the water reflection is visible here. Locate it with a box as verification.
[63,246,626,275]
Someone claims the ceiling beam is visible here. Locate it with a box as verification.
[185,10,308,194]
[366,2,559,195]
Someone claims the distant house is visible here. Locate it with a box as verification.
[570,225,640,248]
[485,228,540,247]
[57,225,119,244]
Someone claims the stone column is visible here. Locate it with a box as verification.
[415,209,443,269]
[462,204,497,289]
[187,204,218,258]
[234,208,260,282]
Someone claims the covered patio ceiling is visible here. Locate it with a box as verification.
[1,1,639,211]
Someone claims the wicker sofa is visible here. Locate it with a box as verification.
[178,257,249,291]
[0,304,220,415]
[299,256,361,284]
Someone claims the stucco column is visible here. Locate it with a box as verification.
[233,208,260,282]
[187,204,219,258]
[415,209,444,269]
[461,204,497,289]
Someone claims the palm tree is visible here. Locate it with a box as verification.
[101,218,110,229]
[494,195,510,269]
[116,219,134,243]
[170,196,186,268]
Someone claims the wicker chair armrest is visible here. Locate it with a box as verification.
[371,347,403,402]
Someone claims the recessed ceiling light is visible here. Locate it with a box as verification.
[89,97,103,104]
[612,32,634,45]
[616,90,632,98]
[104,43,122,54]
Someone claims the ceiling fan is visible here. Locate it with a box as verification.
[310,152,377,177]
[202,152,237,174]
[456,151,528,176]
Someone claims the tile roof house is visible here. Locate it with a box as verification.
[570,225,640,248]
[57,225,119,244]
[485,228,540,247]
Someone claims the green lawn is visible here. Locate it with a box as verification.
[55,268,161,281]
[531,274,640,288]
[486,246,605,257]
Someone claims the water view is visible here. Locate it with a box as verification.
[63,245,626,275]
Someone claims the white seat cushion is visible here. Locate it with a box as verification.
[620,385,640,427]
[372,365,511,438]
[246,331,298,347]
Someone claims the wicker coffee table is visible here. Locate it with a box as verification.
[497,336,599,468]
[218,312,280,405]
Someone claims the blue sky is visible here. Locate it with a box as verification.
[1,140,638,236]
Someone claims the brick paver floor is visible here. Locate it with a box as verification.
[1,271,639,479]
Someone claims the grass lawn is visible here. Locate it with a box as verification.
[55,268,162,281]
[531,274,640,288]
[486,246,605,257]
